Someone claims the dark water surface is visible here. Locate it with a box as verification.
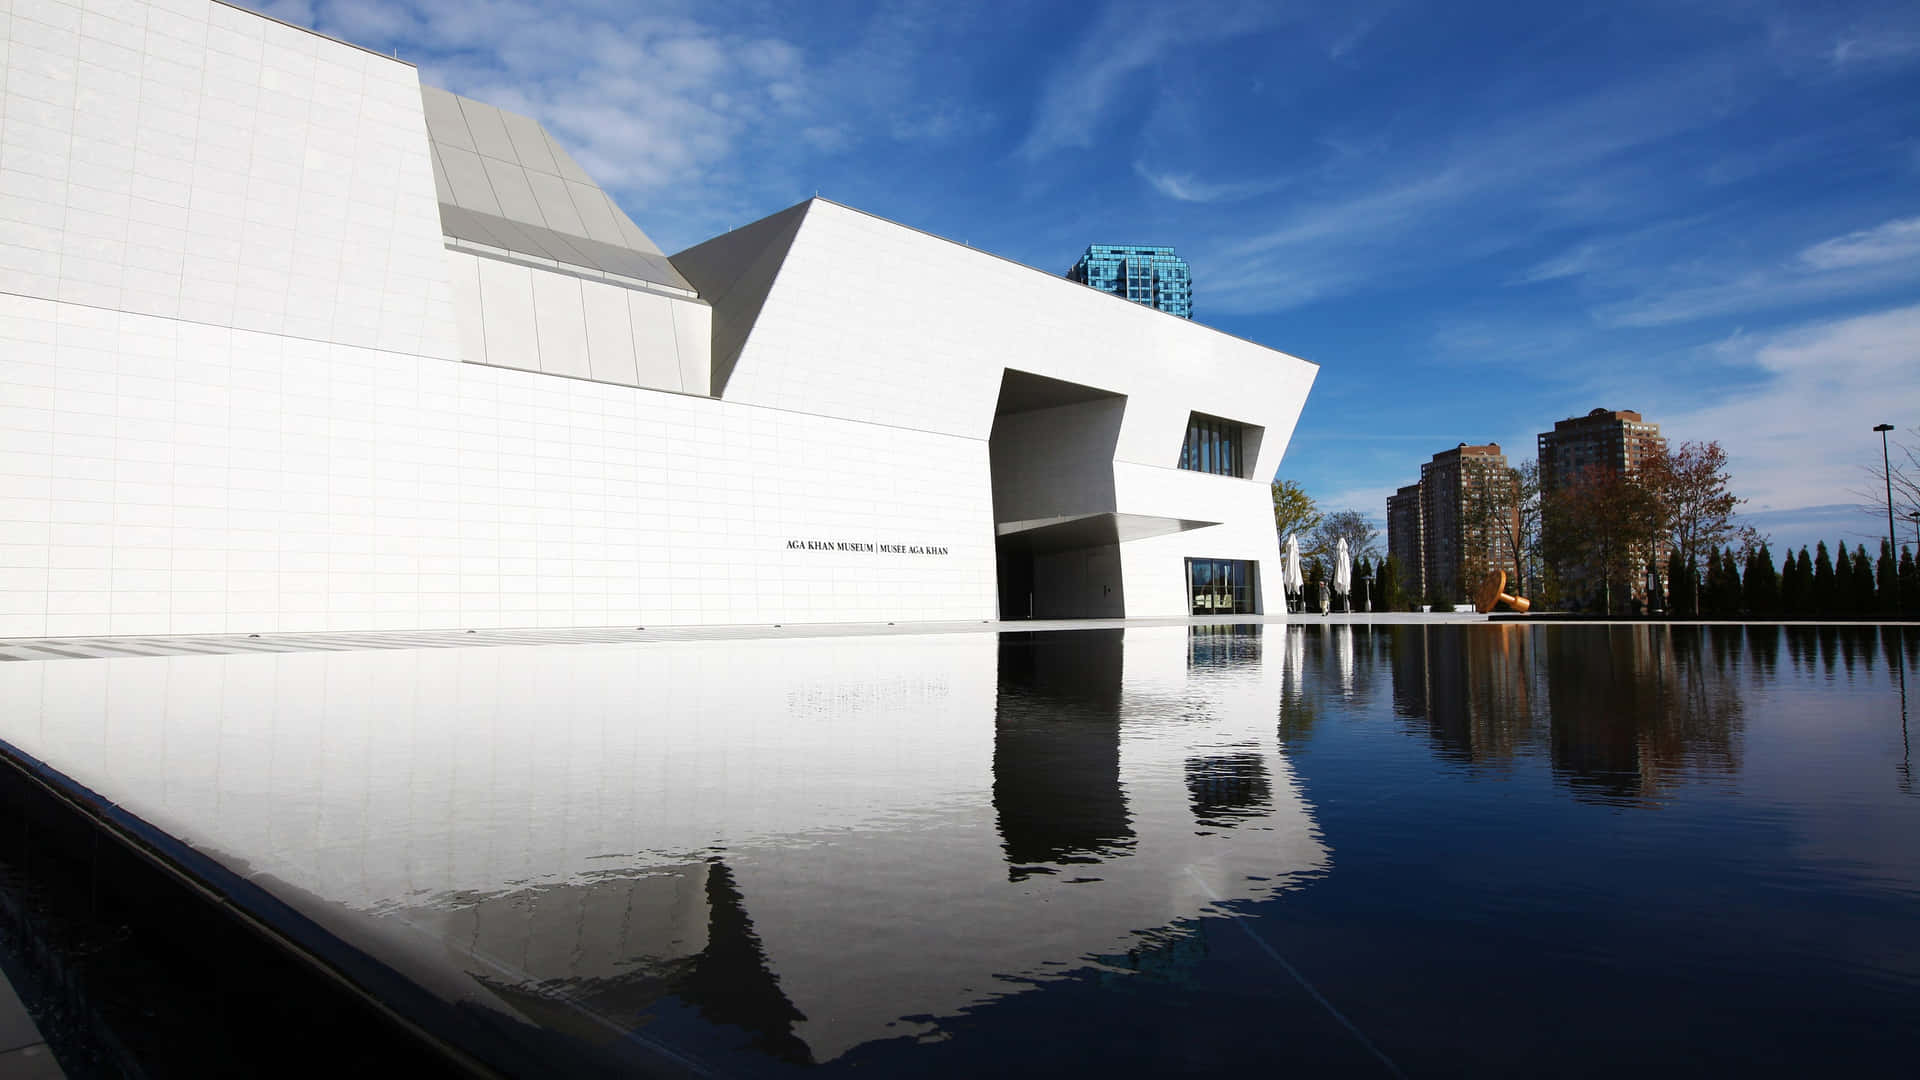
[1,624,1916,1076]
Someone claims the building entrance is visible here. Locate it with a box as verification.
[1187,558,1257,615]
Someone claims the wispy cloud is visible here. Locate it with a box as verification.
[1186,54,1764,315]
[259,0,1001,250]
[1595,217,1920,328]
[1132,161,1288,204]
[1826,31,1920,69]
[1798,216,1920,270]
[1653,302,1920,519]
[1515,244,1599,284]
[1016,2,1285,162]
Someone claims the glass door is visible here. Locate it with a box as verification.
[1186,559,1258,615]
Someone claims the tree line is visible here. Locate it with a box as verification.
[1669,539,1920,617]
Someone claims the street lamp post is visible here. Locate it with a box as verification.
[1876,424,1897,570]
[1907,509,1920,554]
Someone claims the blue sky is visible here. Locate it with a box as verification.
[265,0,1920,557]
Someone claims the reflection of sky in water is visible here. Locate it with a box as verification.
[2,623,1917,1075]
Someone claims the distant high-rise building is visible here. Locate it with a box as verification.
[1389,444,1512,606]
[1386,483,1426,600]
[1536,408,1664,494]
[1537,408,1667,608]
[1067,245,1193,318]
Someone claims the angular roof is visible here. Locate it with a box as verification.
[420,86,692,294]
[667,201,811,395]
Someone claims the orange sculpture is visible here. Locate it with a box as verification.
[1473,570,1531,614]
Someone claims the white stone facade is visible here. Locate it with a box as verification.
[0,0,1316,636]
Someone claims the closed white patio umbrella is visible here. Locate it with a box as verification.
[1334,537,1351,611]
[1284,535,1303,609]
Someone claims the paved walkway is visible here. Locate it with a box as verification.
[8,611,1906,664]
[0,613,1493,662]
[0,968,62,1080]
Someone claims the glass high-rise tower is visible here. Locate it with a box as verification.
[1067,245,1193,319]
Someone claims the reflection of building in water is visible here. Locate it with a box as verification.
[1543,626,1743,804]
[428,860,814,1065]
[1187,753,1273,828]
[1379,625,1541,767]
[1376,624,1739,798]
[995,631,1134,873]
[1186,623,1266,669]
[0,627,1325,1069]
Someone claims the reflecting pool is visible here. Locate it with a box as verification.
[1,623,1917,1075]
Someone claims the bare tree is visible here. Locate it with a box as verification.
[1459,458,1542,599]
[1544,465,1662,613]
[1860,424,1920,545]
[1307,509,1380,564]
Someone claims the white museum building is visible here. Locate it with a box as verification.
[0,0,1317,637]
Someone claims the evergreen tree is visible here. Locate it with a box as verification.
[1718,549,1743,614]
[1876,540,1897,613]
[1745,543,1779,614]
[1796,547,1814,614]
[1666,548,1690,616]
[1378,555,1405,612]
[1901,546,1919,616]
[1685,553,1703,615]
[1704,547,1734,615]
[1852,544,1875,612]
[1830,541,1852,614]
[1699,548,1721,615]
[1779,549,1801,614]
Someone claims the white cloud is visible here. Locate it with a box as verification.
[1187,56,1762,315]
[1316,484,1399,519]
[1828,32,1920,69]
[1515,244,1598,284]
[1652,303,1920,537]
[1017,2,1285,161]
[1596,218,1920,328]
[265,0,997,250]
[1132,161,1287,204]
[1798,216,1920,270]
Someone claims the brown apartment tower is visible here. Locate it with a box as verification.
[1386,483,1425,601]
[1537,408,1665,494]
[1537,408,1667,604]
[1386,443,1513,606]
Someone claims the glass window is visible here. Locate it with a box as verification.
[1179,412,1248,478]
[1186,558,1259,614]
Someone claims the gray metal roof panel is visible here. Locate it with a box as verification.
[479,153,546,226]
[542,130,597,186]
[424,86,674,273]
[440,205,693,292]
[457,98,519,163]
[609,200,663,256]
[526,169,588,237]
[500,109,562,175]
[435,145,503,217]
[419,85,475,152]
[428,143,455,204]
[565,179,625,245]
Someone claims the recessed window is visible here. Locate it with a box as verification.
[1187,558,1258,614]
[1179,412,1249,478]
